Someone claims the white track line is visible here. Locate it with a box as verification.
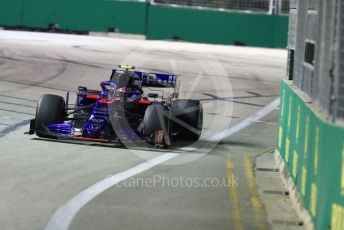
[208,97,280,142]
[45,97,280,230]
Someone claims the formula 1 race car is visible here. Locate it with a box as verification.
[28,65,203,147]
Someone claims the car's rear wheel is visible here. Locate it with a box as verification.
[143,103,171,146]
[35,94,66,138]
[171,99,203,141]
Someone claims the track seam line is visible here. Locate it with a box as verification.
[226,155,244,230]
[243,155,268,230]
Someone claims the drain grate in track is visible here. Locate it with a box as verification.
[263,190,289,195]
[255,167,279,172]
[273,219,304,226]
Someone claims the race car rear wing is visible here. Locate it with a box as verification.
[134,71,177,88]
[112,65,178,88]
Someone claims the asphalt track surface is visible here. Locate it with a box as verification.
[0,31,287,230]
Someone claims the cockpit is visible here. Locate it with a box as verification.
[110,70,143,93]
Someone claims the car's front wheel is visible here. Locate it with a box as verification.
[35,94,66,138]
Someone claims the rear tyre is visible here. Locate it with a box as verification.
[143,103,170,146]
[172,99,203,141]
[35,94,66,138]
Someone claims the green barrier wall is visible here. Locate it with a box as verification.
[0,0,23,26]
[0,0,148,34]
[0,1,288,48]
[278,80,344,230]
[146,5,288,48]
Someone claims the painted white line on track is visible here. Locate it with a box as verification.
[45,153,179,230]
[45,97,280,230]
[208,97,280,142]
[0,116,11,119]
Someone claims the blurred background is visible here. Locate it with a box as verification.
[0,0,290,48]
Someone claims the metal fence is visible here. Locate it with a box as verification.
[288,0,344,122]
[152,0,290,14]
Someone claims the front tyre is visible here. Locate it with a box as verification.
[35,94,66,138]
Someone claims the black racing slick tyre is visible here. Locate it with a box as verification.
[35,94,66,138]
[143,103,171,146]
[172,99,203,141]
[143,104,168,135]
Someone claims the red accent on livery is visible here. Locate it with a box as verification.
[99,98,116,104]
[85,95,100,100]
[137,99,151,105]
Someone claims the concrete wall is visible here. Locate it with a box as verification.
[278,80,344,230]
[146,5,288,48]
[0,0,23,26]
[0,0,148,34]
[0,1,288,48]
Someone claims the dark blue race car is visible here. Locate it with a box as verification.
[28,65,203,147]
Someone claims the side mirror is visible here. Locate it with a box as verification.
[147,93,159,98]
